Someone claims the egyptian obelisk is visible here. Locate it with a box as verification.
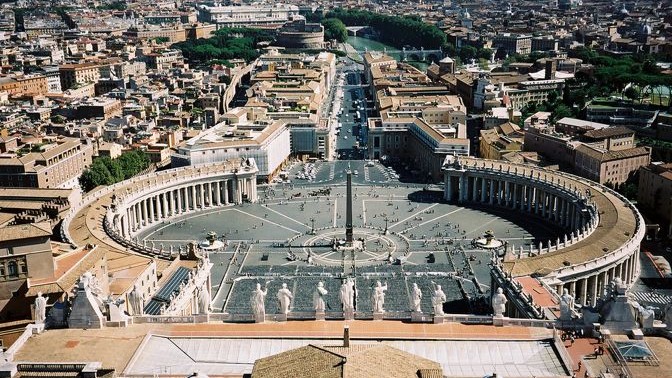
[345,168,353,244]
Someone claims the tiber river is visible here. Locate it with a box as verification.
[347,36,430,71]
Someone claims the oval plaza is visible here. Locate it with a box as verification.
[60,154,644,321]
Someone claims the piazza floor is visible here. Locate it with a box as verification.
[139,161,561,316]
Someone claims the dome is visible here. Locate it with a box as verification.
[641,23,652,35]
[620,4,629,15]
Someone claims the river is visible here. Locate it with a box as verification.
[347,36,429,71]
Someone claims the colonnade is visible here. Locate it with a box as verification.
[555,250,640,307]
[113,176,257,239]
[444,170,598,256]
[445,174,595,232]
[444,156,645,310]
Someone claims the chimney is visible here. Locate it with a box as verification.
[343,325,350,347]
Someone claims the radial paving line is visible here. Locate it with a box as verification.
[262,203,311,229]
[232,208,303,234]
[414,208,464,228]
[390,203,439,229]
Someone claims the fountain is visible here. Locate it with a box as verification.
[199,231,224,251]
[473,230,504,250]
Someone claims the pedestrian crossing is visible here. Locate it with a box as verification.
[629,291,672,306]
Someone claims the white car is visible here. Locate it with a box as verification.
[344,136,348,139]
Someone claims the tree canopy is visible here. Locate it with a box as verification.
[322,18,348,43]
[172,28,274,64]
[79,150,150,192]
[323,8,446,49]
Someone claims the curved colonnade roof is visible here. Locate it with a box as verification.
[453,157,640,278]
[66,160,249,259]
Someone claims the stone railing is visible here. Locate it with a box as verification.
[3,324,41,361]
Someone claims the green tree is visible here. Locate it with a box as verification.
[477,48,493,61]
[79,150,150,192]
[321,18,348,43]
[551,104,573,122]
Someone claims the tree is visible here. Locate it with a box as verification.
[477,48,493,61]
[79,150,150,192]
[551,104,573,122]
[458,46,477,62]
[321,18,347,43]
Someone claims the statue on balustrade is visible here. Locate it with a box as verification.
[431,282,446,316]
[340,277,355,312]
[34,292,47,324]
[277,283,293,315]
[372,281,388,313]
[492,287,507,317]
[410,283,422,313]
[665,303,672,331]
[251,282,268,321]
[197,285,211,315]
[314,282,328,312]
[559,288,575,321]
[128,283,144,316]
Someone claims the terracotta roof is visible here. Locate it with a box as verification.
[575,144,650,163]
[252,343,442,378]
[0,222,52,242]
[583,126,633,139]
[27,245,105,296]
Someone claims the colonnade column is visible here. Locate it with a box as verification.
[215,181,221,205]
[141,200,148,226]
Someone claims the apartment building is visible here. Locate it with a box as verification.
[197,4,299,29]
[59,63,101,91]
[0,138,93,189]
[638,163,672,234]
[525,123,650,185]
[0,75,49,97]
[492,33,532,55]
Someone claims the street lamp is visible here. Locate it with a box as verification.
[383,216,389,235]
[310,217,316,235]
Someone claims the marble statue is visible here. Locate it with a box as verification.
[128,283,144,316]
[197,285,211,315]
[34,292,47,324]
[251,282,268,321]
[492,287,507,317]
[340,277,355,312]
[411,283,422,312]
[313,281,328,312]
[665,303,672,331]
[432,283,446,316]
[276,283,293,315]
[559,288,575,320]
[631,302,655,328]
[372,281,388,313]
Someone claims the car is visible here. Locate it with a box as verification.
[353,170,359,176]
[344,136,348,139]
[365,161,374,167]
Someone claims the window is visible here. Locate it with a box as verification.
[7,261,17,277]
